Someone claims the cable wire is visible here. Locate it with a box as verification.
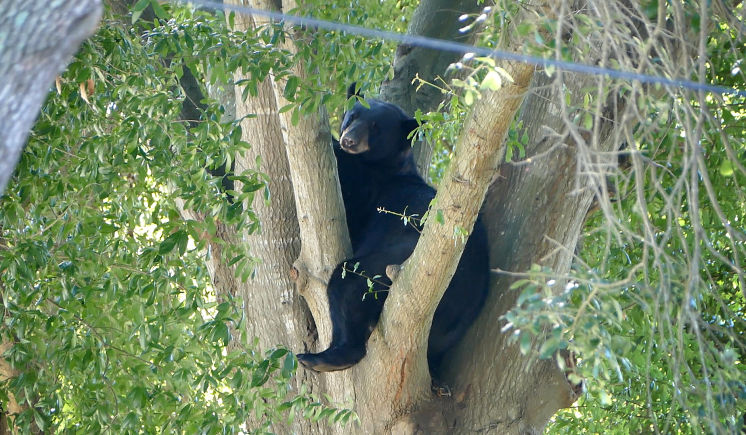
[171,0,746,97]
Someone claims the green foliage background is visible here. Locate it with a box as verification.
[0,4,375,431]
[0,0,744,433]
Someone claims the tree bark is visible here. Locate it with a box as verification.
[188,0,690,433]
[379,0,485,175]
[222,1,569,433]
[0,3,101,431]
[445,71,602,434]
[442,1,679,431]
[378,0,483,115]
[225,2,357,432]
[0,340,22,434]
[0,0,102,194]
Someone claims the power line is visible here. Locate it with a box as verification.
[172,0,746,98]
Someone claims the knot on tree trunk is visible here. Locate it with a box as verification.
[388,400,450,434]
[386,263,402,281]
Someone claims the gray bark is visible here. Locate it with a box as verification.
[443,1,684,431]
[225,3,355,433]
[379,0,484,176]
[187,0,683,433]
[0,1,102,194]
[218,0,578,433]
[445,71,604,434]
[378,0,483,115]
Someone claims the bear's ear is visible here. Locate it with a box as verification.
[347,82,363,100]
[402,117,420,138]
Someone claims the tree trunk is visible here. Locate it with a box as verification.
[0,0,102,194]
[225,2,356,432]
[216,1,576,433]
[0,340,22,434]
[441,1,701,431]
[191,0,701,433]
[444,71,605,434]
[0,3,99,428]
[378,0,485,174]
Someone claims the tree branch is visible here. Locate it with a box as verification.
[372,62,535,401]
[379,0,484,174]
[0,1,102,194]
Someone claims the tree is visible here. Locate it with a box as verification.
[0,1,102,195]
[0,1,102,430]
[1,0,744,433]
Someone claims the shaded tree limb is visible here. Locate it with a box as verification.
[0,1,102,194]
[379,0,485,175]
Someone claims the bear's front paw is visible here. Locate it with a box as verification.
[296,347,364,372]
[296,353,321,372]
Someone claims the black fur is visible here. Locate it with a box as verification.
[297,84,489,376]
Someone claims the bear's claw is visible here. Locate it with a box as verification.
[296,347,365,372]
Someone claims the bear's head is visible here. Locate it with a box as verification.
[339,83,419,164]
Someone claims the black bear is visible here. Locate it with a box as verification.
[296,84,489,376]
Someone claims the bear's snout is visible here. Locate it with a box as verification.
[340,128,370,154]
[341,136,356,149]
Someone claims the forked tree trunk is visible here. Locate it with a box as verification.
[227,3,356,432]
[0,0,102,195]
[201,0,691,433]
[218,0,573,433]
[443,69,621,434]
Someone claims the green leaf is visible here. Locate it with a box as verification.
[519,332,531,354]
[480,70,503,91]
[159,230,187,256]
[464,91,474,106]
[251,360,271,387]
[149,0,168,19]
[128,386,148,409]
[284,76,299,100]
[583,113,593,130]
[282,353,297,378]
[212,321,231,346]
[719,159,734,177]
[99,223,119,234]
[131,0,150,23]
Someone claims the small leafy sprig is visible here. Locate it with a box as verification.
[340,262,390,301]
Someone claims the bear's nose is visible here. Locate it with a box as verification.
[341,136,356,149]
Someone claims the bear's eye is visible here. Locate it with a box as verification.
[342,113,356,130]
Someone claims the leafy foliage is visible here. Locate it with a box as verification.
[3,0,744,433]
[491,2,746,433]
[0,6,355,433]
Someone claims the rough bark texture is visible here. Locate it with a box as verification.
[445,72,602,434]
[0,0,102,194]
[443,6,640,432]
[1,0,713,433]
[227,2,356,433]
[0,2,101,430]
[379,0,484,175]
[378,0,482,115]
[362,62,535,433]
[233,77,306,350]
[220,0,577,433]
[190,0,646,433]
[0,340,21,434]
